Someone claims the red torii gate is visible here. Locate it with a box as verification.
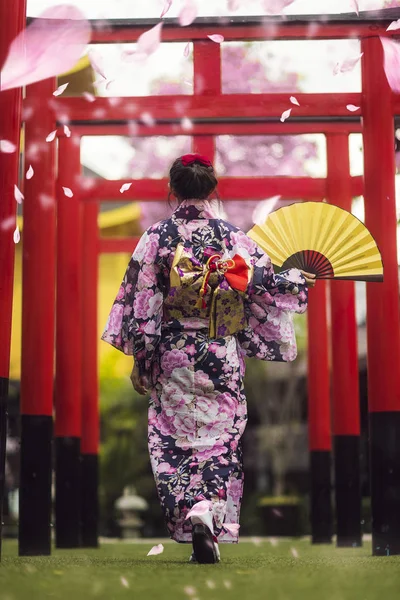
[1,6,400,558]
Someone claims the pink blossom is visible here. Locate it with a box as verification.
[134,288,155,319]
[143,232,160,264]
[161,349,191,376]
[116,285,125,301]
[230,230,257,255]
[106,304,124,336]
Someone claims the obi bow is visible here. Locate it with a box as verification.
[169,244,253,338]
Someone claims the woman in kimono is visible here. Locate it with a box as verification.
[102,154,315,564]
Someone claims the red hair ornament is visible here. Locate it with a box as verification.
[180,153,212,167]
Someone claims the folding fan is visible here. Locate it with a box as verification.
[247,202,384,282]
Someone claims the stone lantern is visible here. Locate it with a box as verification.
[115,486,148,539]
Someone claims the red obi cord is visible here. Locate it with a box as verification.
[198,254,249,309]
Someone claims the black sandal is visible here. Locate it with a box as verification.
[192,523,219,564]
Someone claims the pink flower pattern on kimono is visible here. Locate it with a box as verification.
[101,199,308,543]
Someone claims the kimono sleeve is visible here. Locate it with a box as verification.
[235,235,308,363]
[101,230,165,376]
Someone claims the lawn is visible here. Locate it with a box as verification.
[0,538,399,600]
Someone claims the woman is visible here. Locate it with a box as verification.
[102,154,315,564]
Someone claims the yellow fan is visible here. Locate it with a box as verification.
[247,202,384,282]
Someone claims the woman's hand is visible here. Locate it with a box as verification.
[130,363,149,396]
[300,270,317,288]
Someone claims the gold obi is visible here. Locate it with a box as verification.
[166,243,253,338]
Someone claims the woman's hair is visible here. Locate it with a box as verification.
[169,155,218,201]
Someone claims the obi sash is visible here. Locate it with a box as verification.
[167,243,253,338]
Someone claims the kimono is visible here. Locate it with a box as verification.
[102,199,308,543]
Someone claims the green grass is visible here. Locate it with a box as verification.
[0,539,399,600]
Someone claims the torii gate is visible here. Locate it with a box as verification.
[1,4,400,558]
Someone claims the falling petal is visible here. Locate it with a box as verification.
[280,108,292,122]
[381,37,400,93]
[141,112,155,126]
[1,216,15,232]
[0,139,17,153]
[183,79,193,87]
[251,536,262,546]
[26,165,34,179]
[14,184,24,204]
[387,19,400,32]
[120,183,132,193]
[62,187,73,198]
[185,500,211,520]
[228,0,240,9]
[120,577,129,588]
[137,23,163,57]
[161,0,173,18]
[147,543,164,556]
[339,52,363,73]
[13,226,20,244]
[224,581,232,590]
[63,125,71,138]
[350,0,359,15]
[179,0,198,27]
[82,92,95,102]
[181,117,193,131]
[263,0,295,15]
[270,537,279,546]
[207,34,224,43]
[38,193,55,209]
[291,547,299,558]
[346,104,360,112]
[224,523,240,534]
[272,508,283,518]
[22,106,34,121]
[206,580,216,589]
[1,6,91,91]
[184,42,191,58]
[53,82,69,96]
[290,96,300,106]
[184,586,196,596]
[88,49,107,80]
[46,130,57,142]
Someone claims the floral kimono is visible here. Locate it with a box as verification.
[102,199,308,543]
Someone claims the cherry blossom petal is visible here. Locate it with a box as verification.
[263,0,295,15]
[82,92,95,102]
[26,165,34,180]
[1,216,15,232]
[387,19,400,32]
[160,0,173,18]
[38,193,55,209]
[14,185,24,204]
[291,547,299,558]
[381,37,400,94]
[120,183,132,193]
[13,226,20,244]
[147,544,164,556]
[290,96,300,106]
[62,187,73,198]
[88,49,107,80]
[63,125,71,138]
[179,0,198,27]
[272,508,283,518]
[206,580,216,589]
[183,586,196,596]
[346,104,360,112]
[1,5,91,91]
[207,34,224,44]
[53,82,69,97]
[137,23,163,56]
[0,140,17,153]
[350,0,359,16]
[120,577,129,588]
[46,130,57,143]
[280,108,292,122]
[183,42,191,58]
[181,117,193,131]
[224,523,240,534]
[141,112,155,126]
[185,500,211,520]
[339,53,363,73]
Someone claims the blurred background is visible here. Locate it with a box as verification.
[4,0,400,540]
